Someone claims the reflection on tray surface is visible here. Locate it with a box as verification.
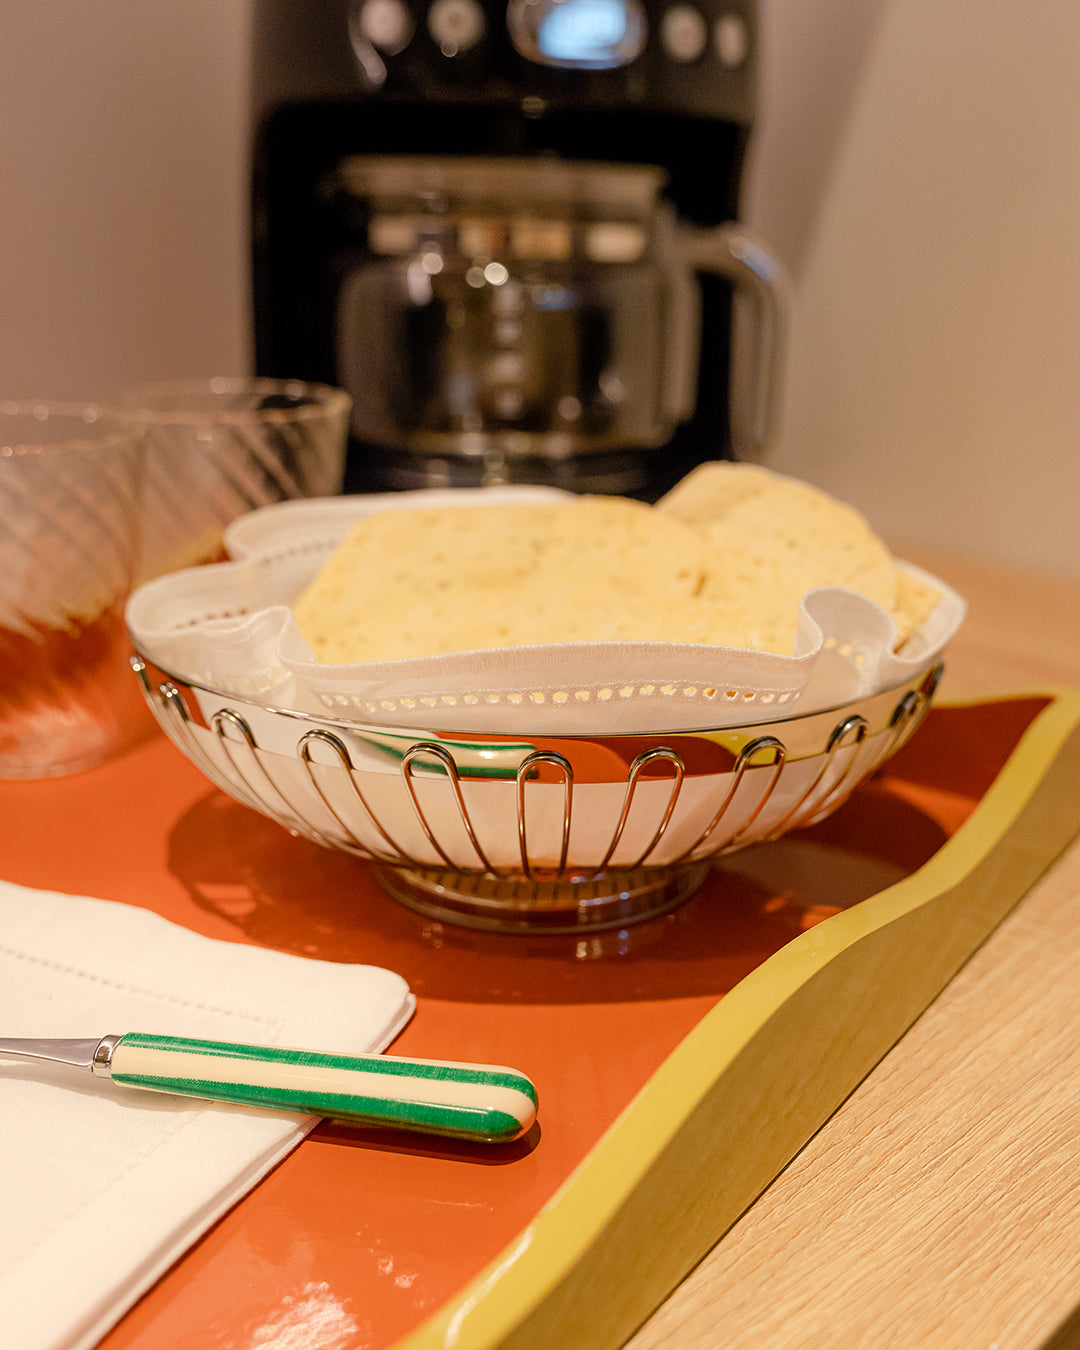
[166,777,947,1004]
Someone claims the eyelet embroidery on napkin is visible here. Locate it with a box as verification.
[171,604,256,632]
[316,682,798,717]
[264,538,339,563]
[823,634,868,667]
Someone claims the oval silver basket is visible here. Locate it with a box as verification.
[132,654,943,934]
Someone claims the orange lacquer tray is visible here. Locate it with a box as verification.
[2,691,1079,1350]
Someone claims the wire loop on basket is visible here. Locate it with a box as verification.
[298,729,408,861]
[517,752,573,879]
[599,748,685,872]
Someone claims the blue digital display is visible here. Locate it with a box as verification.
[536,0,631,64]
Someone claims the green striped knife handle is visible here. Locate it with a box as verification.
[107,1033,538,1143]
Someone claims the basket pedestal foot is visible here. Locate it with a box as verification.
[372,861,712,934]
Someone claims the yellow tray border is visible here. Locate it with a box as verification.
[397,690,1080,1350]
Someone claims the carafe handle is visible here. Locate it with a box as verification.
[679,225,789,459]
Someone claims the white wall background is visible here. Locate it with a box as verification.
[1,0,1077,577]
[746,0,1080,579]
[0,2,252,401]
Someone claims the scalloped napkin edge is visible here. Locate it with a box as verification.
[127,544,965,733]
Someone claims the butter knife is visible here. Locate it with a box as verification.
[0,1033,537,1143]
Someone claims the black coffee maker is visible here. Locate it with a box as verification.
[250,0,786,498]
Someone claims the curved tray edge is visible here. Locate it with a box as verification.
[396,689,1080,1350]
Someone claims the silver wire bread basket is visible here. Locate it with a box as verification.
[132,652,943,933]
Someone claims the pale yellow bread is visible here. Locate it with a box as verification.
[658,462,896,606]
[658,461,928,648]
[696,480,897,608]
[293,496,706,664]
[891,567,942,646]
[294,466,942,664]
[587,592,797,653]
[654,460,783,525]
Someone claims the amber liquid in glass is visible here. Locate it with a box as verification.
[0,602,152,778]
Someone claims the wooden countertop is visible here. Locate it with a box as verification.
[627,549,1080,1350]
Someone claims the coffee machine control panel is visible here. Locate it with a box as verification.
[503,0,748,70]
[348,0,754,121]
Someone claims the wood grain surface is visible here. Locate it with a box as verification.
[626,548,1080,1350]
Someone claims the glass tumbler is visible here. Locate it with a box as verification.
[112,377,351,582]
[0,403,148,778]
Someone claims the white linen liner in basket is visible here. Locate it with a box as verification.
[126,489,966,735]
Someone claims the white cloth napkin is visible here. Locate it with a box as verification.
[0,879,414,1350]
[127,492,966,734]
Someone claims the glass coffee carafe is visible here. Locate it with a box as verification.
[335,156,786,493]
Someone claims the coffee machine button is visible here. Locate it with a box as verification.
[660,5,707,62]
[355,0,414,52]
[508,0,647,69]
[714,11,750,67]
[428,0,486,54]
